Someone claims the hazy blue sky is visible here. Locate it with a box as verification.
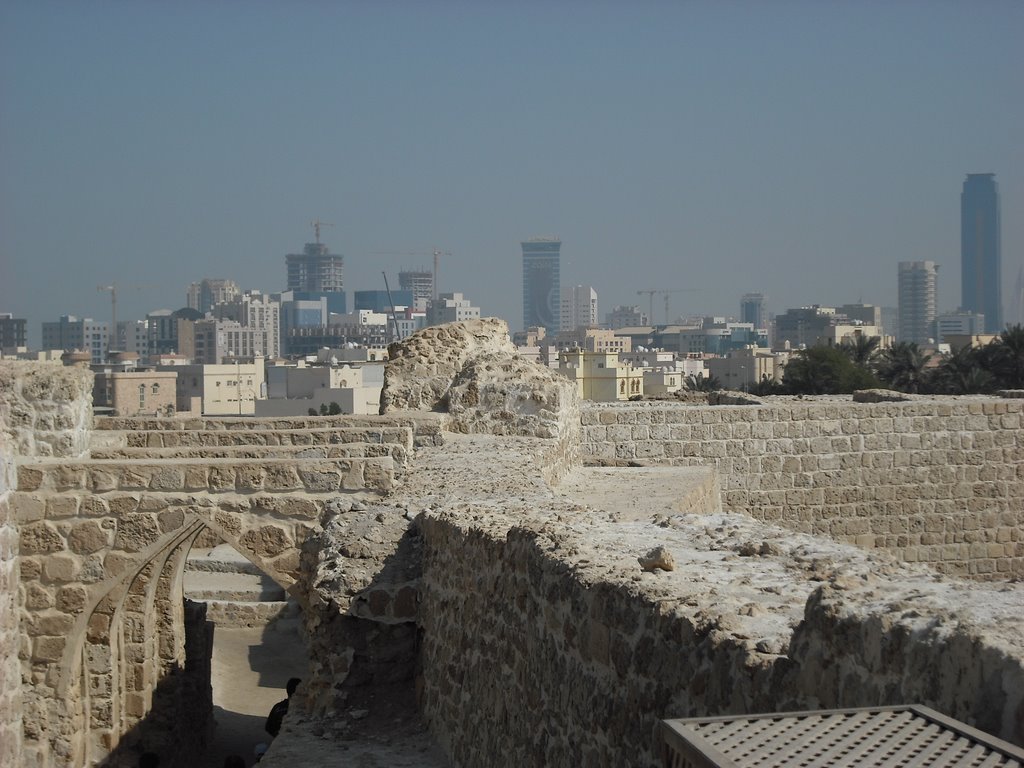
[2,1,1022,343]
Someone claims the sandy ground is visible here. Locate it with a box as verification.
[198,624,308,768]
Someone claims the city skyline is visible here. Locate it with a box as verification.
[1,3,1022,343]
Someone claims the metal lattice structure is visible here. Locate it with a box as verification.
[659,706,1024,768]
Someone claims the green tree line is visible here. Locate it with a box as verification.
[778,325,1024,395]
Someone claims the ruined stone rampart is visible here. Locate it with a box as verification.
[417,503,1024,766]
[382,319,581,484]
[581,398,1024,578]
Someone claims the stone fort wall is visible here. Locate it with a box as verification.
[417,504,1024,766]
[0,362,93,766]
[580,398,1024,579]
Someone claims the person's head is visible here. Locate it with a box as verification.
[223,756,245,768]
[139,753,159,768]
[254,742,269,762]
[286,677,301,697]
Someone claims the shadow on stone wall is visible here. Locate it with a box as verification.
[298,512,424,732]
[98,600,214,768]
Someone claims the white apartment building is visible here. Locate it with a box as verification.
[213,291,281,359]
[426,293,480,326]
[560,285,598,331]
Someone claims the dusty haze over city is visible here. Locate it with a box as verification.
[1,1,1022,345]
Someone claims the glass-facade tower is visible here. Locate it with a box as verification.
[961,173,1001,333]
[522,238,561,332]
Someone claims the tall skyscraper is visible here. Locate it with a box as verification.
[898,261,939,345]
[740,293,768,330]
[961,173,1002,333]
[522,237,561,332]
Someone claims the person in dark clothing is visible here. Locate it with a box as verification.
[265,677,301,737]
[223,756,245,768]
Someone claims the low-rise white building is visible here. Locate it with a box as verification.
[256,360,384,416]
[163,360,266,416]
[706,347,781,391]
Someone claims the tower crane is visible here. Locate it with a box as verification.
[636,289,700,325]
[310,218,334,245]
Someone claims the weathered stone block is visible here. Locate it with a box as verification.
[20,522,65,554]
[240,525,292,559]
[68,520,110,554]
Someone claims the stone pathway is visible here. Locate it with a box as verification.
[199,625,308,768]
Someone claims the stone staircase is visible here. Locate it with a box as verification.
[184,544,299,629]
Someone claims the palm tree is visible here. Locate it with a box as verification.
[685,372,721,392]
[782,345,877,395]
[935,344,993,394]
[876,341,932,393]
[840,334,881,373]
[990,324,1024,389]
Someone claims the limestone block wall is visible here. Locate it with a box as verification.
[580,398,1024,579]
[0,362,93,765]
[417,512,1024,767]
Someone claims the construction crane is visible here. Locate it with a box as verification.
[310,218,334,245]
[636,289,700,325]
[370,248,451,300]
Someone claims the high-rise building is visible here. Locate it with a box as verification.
[211,291,282,360]
[740,293,768,331]
[399,270,434,312]
[898,261,939,345]
[522,237,561,332]
[286,239,345,314]
[961,173,1002,333]
[560,285,598,331]
[187,278,241,314]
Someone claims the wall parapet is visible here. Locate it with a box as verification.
[579,397,1024,579]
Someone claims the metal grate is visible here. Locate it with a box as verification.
[659,706,1024,768]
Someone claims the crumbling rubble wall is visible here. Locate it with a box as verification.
[416,508,1024,767]
[381,318,581,484]
[581,399,1024,578]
